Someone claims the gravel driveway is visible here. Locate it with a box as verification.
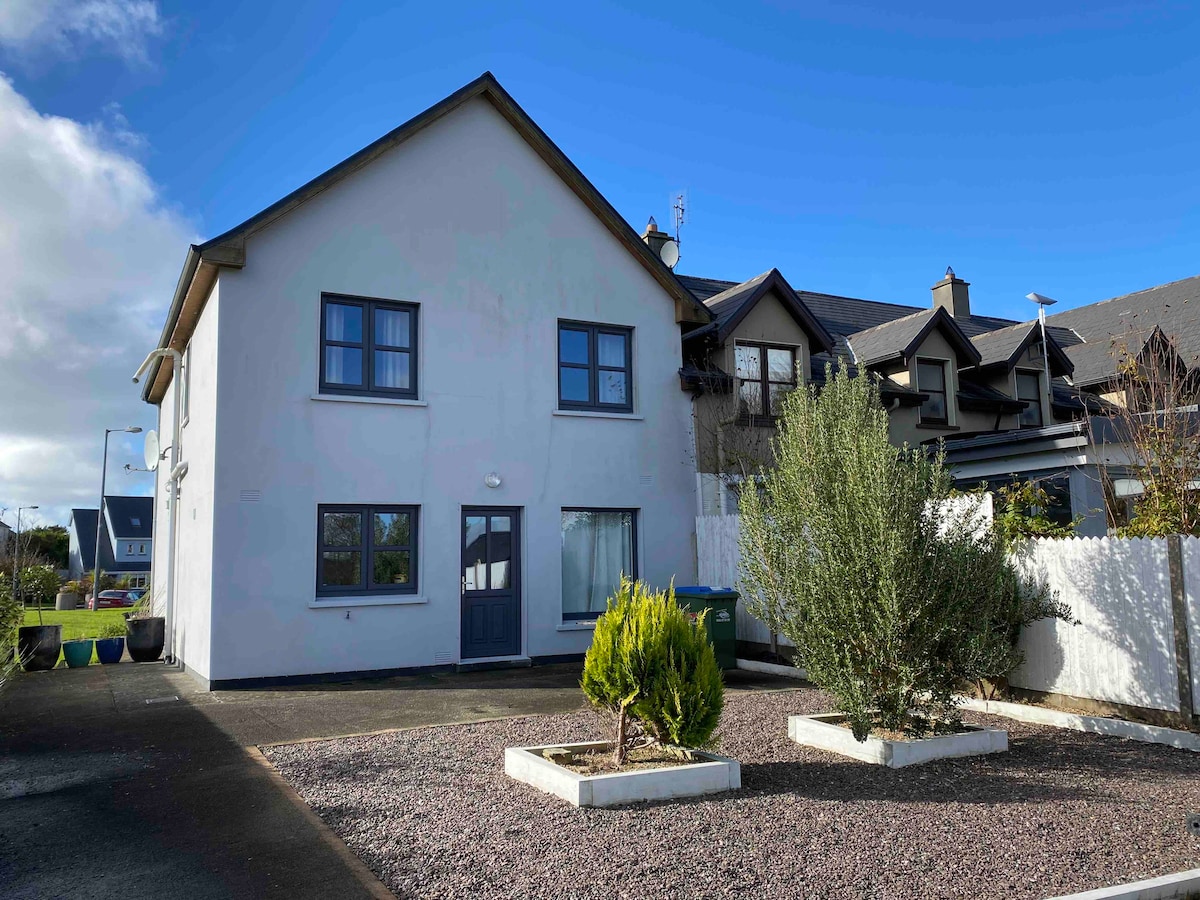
[262,688,1200,900]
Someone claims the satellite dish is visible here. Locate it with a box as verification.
[143,430,160,472]
[659,239,680,269]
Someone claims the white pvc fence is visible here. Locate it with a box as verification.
[1012,537,1198,714]
[696,515,1200,715]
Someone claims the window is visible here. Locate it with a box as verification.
[316,504,418,596]
[1016,370,1043,428]
[138,544,146,555]
[561,509,637,620]
[916,359,949,425]
[126,544,134,554]
[735,343,797,420]
[320,294,418,398]
[131,517,141,527]
[558,321,633,413]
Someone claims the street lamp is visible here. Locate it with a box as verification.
[12,505,39,608]
[1027,292,1058,413]
[92,427,142,609]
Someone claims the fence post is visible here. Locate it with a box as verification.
[1167,535,1194,719]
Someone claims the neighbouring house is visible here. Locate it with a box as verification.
[67,496,153,587]
[139,73,706,688]
[0,518,12,553]
[677,264,1200,532]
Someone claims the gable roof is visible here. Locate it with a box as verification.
[70,504,152,574]
[845,307,982,368]
[104,496,153,539]
[686,269,835,353]
[142,72,710,403]
[969,321,1074,376]
[1046,274,1200,386]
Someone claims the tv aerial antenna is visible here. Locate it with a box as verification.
[672,192,686,244]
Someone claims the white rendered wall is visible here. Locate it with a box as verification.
[204,97,697,682]
[152,284,219,681]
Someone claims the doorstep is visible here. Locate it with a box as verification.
[455,656,533,673]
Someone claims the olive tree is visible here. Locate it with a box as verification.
[738,364,1068,740]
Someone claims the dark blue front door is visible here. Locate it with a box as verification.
[461,508,520,659]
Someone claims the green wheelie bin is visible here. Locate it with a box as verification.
[674,586,738,670]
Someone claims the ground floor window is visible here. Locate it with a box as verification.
[959,472,1074,529]
[317,504,418,596]
[561,508,637,620]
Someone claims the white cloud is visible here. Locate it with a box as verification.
[0,0,163,62]
[0,74,194,526]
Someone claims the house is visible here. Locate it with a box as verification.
[67,496,154,586]
[677,265,1199,532]
[139,74,705,688]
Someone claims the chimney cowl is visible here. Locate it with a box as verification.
[932,268,971,319]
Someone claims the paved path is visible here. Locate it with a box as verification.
[0,660,792,899]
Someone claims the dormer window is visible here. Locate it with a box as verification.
[1016,370,1043,428]
[736,343,797,421]
[916,359,949,426]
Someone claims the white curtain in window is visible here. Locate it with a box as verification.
[561,510,633,617]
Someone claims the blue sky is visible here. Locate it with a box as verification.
[2,0,1199,523]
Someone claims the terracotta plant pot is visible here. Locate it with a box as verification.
[18,624,62,672]
[125,617,165,663]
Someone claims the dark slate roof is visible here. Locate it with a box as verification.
[688,269,835,352]
[844,307,982,368]
[70,509,113,573]
[105,495,154,539]
[1045,274,1200,377]
[968,321,1074,376]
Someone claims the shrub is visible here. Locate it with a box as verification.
[738,363,1070,741]
[98,620,128,639]
[581,577,724,767]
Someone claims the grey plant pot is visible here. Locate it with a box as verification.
[125,617,165,663]
[18,624,63,672]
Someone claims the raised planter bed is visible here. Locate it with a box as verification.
[736,658,808,680]
[504,740,740,807]
[959,697,1200,752]
[788,713,1008,768]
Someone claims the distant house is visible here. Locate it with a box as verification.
[0,518,12,553]
[68,496,153,586]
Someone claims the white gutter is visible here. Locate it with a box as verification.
[133,348,183,664]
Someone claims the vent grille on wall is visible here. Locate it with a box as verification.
[639,474,654,486]
[434,650,455,664]
[239,490,262,502]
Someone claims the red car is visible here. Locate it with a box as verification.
[87,590,136,610]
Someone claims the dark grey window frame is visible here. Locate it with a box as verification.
[319,293,419,399]
[316,504,419,597]
[557,320,634,413]
[1016,369,1044,428]
[560,507,638,621]
[735,341,798,425]
[916,358,950,426]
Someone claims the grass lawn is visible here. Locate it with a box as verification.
[21,607,129,665]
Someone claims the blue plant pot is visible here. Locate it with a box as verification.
[95,637,125,665]
[62,639,94,668]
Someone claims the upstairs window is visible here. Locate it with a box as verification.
[916,359,949,425]
[736,343,797,421]
[321,294,418,399]
[1016,370,1043,428]
[558,321,633,413]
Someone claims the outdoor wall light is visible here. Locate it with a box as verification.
[484,472,502,489]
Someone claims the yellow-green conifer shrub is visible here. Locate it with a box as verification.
[580,577,724,767]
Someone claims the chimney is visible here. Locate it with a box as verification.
[641,216,672,259]
[931,266,971,319]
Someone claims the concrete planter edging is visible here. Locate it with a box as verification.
[735,658,808,680]
[504,740,740,808]
[788,713,1008,768]
[1045,866,1200,899]
[959,697,1200,752]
